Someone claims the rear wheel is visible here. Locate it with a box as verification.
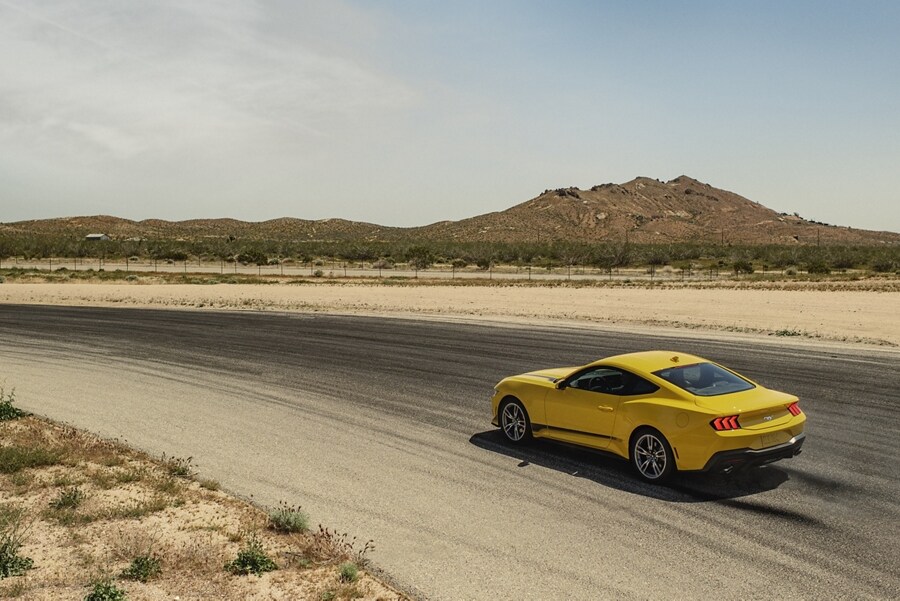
[630,428,675,482]
[499,399,532,444]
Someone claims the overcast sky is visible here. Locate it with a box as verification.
[2,1,898,232]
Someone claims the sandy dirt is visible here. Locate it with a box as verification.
[0,415,402,601]
[0,281,898,347]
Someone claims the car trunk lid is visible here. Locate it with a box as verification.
[695,388,798,430]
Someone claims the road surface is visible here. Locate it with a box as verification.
[1,305,897,600]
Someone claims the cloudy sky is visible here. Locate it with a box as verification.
[2,1,898,231]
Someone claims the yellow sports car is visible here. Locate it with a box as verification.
[490,350,805,482]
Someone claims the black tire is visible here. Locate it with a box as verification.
[499,399,533,444]
[630,428,675,483]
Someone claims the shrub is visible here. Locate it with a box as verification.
[120,555,161,582]
[0,389,27,421]
[268,502,309,534]
[871,259,896,273]
[84,578,126,601]
[806,259,831,274]
[225,534,278,576]
[306,526,375,565]
[338,562,359,583]
[313,270,324,277]
[49,487,86,511]
[0,507,33,579]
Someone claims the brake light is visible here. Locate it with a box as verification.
[787,402,802,416]
[711,415,741,431]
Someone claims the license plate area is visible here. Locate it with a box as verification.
[760,432,783,448]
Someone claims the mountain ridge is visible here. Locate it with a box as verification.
[3,176,898,245]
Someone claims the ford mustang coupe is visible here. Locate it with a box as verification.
[491,351,805,482]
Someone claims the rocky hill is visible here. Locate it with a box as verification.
[410,176,899,245]
[3,176,898,245]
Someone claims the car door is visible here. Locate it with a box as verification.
[544,367,624,449]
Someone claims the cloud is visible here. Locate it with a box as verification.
[0,0,415,165]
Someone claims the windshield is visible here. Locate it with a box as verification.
[652,362,755,396]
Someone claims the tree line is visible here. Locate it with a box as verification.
[0,233,897,273]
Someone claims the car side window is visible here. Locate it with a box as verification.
[568,367,658,396]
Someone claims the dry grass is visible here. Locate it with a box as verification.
[0,416,404,601]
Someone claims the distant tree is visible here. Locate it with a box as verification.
[405,245,434,270]
[236,249,268,265]
[732,259,754,274]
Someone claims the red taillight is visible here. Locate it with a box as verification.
[711,415,741,431]
[787,402,802,416]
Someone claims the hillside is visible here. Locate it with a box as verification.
[3,176,898,245]
[410,176,899,245]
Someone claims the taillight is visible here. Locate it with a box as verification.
[711,415,741,431]
[787,402,802,416]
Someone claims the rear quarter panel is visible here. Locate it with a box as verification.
[611,396,692,460]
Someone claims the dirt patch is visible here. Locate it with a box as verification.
[0,410,404,600]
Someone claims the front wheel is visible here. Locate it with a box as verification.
[630,428,675,483]
[499,399,532,444]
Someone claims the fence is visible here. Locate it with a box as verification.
[0,256,733,283]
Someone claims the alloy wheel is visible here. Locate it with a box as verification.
[634,433,668,479]
[501,402,527,442]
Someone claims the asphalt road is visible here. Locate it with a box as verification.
[1,305,898,600]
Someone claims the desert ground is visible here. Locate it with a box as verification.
[0,280,898,348]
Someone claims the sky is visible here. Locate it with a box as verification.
[1,0,898,232]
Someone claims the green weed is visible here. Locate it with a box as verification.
[162,455,196,479]
[775,329,803,337]
[120,555,161,583]
[0,447,62,474]
[84,578,126,601]
[0,390,26,421]
[0,507,33,579]
[338,562,359,583]
[49,487,86,511]
[225,533,278,576]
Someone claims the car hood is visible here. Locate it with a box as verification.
[693,386,798,413]
[514,367,576,384]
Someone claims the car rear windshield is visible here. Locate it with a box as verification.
[652,362,755,396]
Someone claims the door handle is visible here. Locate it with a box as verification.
[597,405,614,412]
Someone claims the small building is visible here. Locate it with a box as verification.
[85,233,110,241]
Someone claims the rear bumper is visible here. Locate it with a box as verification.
[700,433,805,473]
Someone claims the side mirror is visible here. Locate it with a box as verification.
[555,379,566,390]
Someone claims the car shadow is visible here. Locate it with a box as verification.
[469,430,791,503]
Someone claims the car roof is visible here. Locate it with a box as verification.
[589,350,707,374]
